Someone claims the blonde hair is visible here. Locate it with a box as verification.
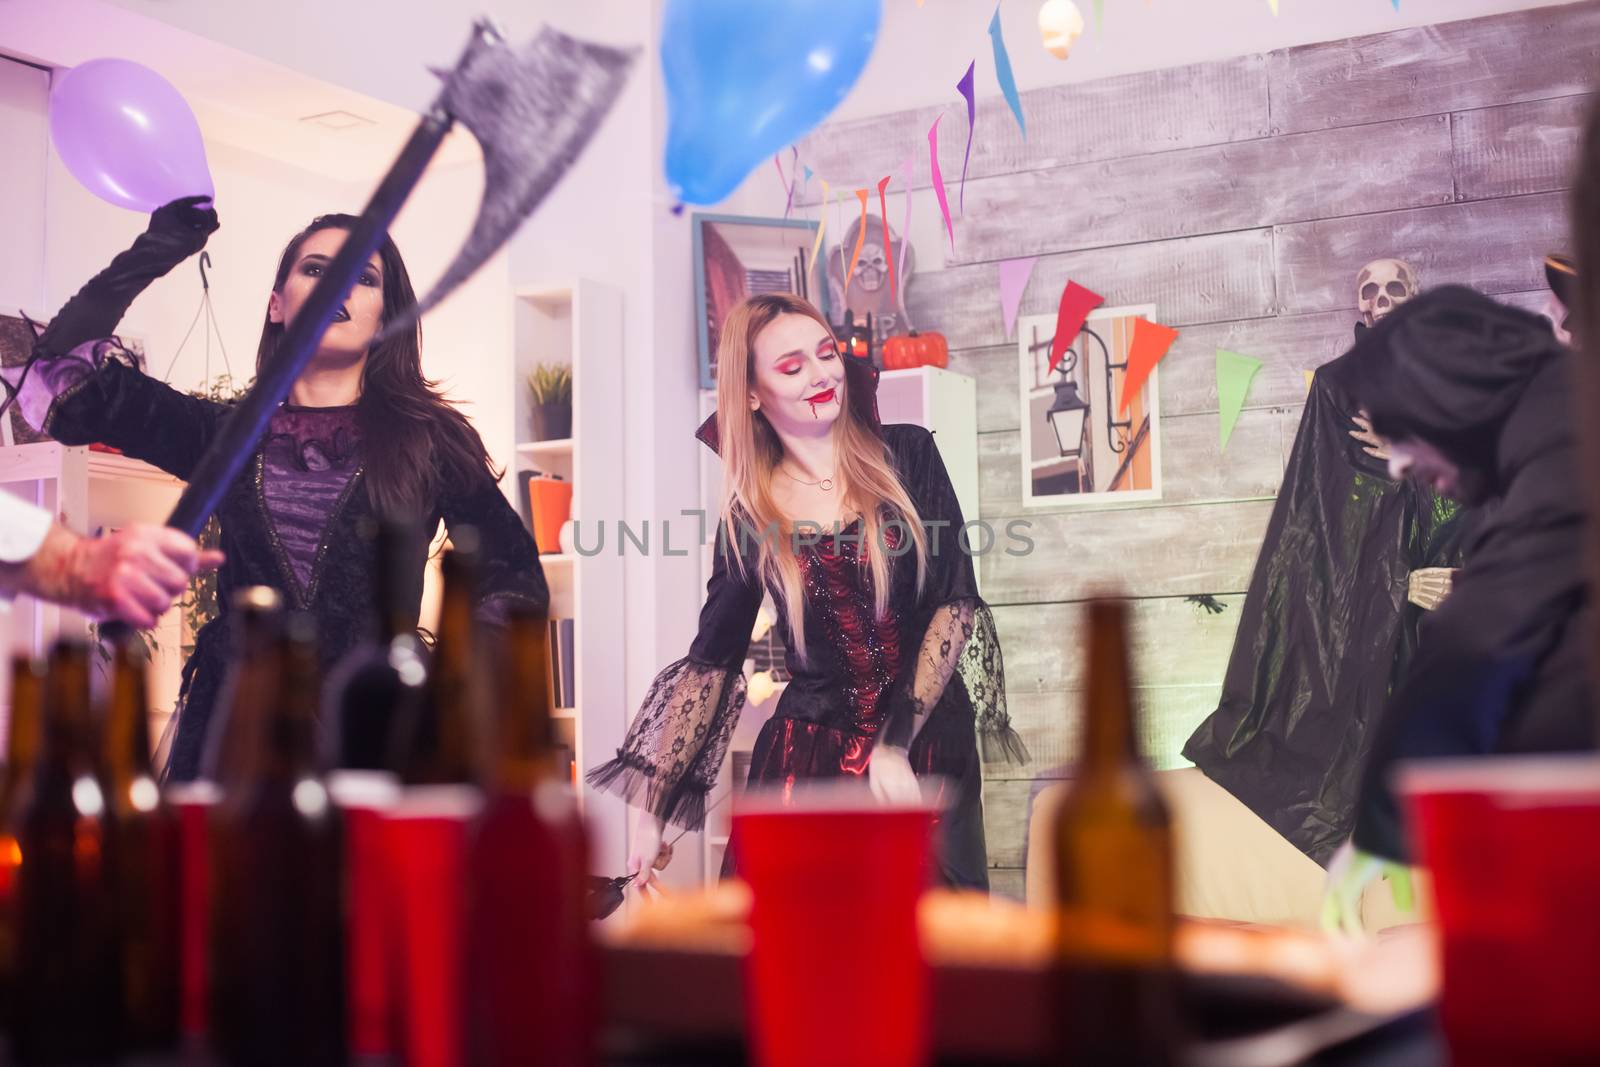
[714,293,928,662]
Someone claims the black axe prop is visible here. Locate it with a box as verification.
[165,19,636,537]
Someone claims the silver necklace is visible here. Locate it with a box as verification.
[780,465,835,492]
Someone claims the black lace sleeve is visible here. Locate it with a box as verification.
[11,198,226,480]
[440,473,548,625]
[879,426,1027,764]
[586,527,762,829]
[43,353,230,482]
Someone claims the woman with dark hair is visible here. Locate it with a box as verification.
[9,196,547,780]
[587,292,1024,892]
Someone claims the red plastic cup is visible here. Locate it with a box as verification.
[735,781,936,1067]
[468,783,595,1066]
[167,781,221,1045]
[1399,755,1600,1067]
[328,771,400,1060]
[382,786,482,1067]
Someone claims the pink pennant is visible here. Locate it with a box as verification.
[1049,281,1104,374]
[956,61,976,215]
[1119,318,1180,414]
[877,174,898,306]
[929,113,955,254]
[997,257,1038,340]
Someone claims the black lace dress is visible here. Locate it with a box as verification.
[588,423,1025,889]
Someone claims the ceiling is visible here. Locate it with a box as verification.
[0,0,481,185]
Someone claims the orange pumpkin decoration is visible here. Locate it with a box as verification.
[918,330,949,369]
[882,333,917,370]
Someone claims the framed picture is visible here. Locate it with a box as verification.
[1015,304,1163,507]
[693,213,826,390]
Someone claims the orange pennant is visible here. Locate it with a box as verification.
[845,188,870,289]
[876,174,898,305]
[1119,318,1179,414]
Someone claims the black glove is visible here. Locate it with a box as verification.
[145,195,219,259]
[35,196,221,360]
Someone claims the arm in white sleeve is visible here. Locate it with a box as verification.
[0,495,55,599]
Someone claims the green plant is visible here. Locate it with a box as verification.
[527,363,573,406]
[88,622,159,673]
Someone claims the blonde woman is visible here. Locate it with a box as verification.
[588,293,1024,891]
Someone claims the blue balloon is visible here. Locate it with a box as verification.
[662,0,882,205]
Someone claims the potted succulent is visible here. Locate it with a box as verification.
[527,363,573,442]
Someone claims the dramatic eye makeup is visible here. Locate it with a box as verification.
[298,254,383,288]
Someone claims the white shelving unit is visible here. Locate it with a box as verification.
[693,365,982,883]
[0,442,186,738]
[511,279,627,878]
[876,366,981,554]
[515,438,573,461]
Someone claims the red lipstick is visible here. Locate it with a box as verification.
[805,388,836,404]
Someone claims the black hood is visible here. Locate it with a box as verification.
[1322,286,1564,480]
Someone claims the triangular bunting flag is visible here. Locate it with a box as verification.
[1217,349,1264,450]
[988,6,1027,138]
[1268,0,1279,13]
[956,61,976,214]
[929,113,956,252]
[998,257,1039,340]
[1303,369,1316,395]
[898,154,915,295]
[1119,318,1179,414]
[845,188,870,288]
[1049,281,1104,374]
[1093,0,1104,31]
[877,174,898,305]
[808,179,831,289]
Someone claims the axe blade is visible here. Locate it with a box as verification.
[380,27,638,342]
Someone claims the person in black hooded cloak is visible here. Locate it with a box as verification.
[1319,285,1595,864]
[1182,288,1473,866]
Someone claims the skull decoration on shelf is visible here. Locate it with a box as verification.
[1356,258,1420,326]
[827,212,914,343]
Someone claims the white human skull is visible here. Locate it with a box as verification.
[1357,258,1419,325]
[1038,0,1085,60]
[855,241,888,292]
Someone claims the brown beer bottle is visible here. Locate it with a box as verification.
[1052,599,1180,1066]
[201,587,288,785]
[470,602,594,1065]
[103,637,180,1051]
[0,656,42,1021]
[326,520,428,771]
[391,528,486,785]
[208,612,345,1066]
[13,639,121,1063]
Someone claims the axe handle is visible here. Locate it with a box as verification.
[166,111,454,538]
[101,118,454,647]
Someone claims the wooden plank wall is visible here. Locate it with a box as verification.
[800,3,1597,897]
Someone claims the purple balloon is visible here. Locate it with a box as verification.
[49,58,215,213]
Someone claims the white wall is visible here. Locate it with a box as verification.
[0,57,47,312]
[99,0,1583,125]
[830,0,1586,123]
